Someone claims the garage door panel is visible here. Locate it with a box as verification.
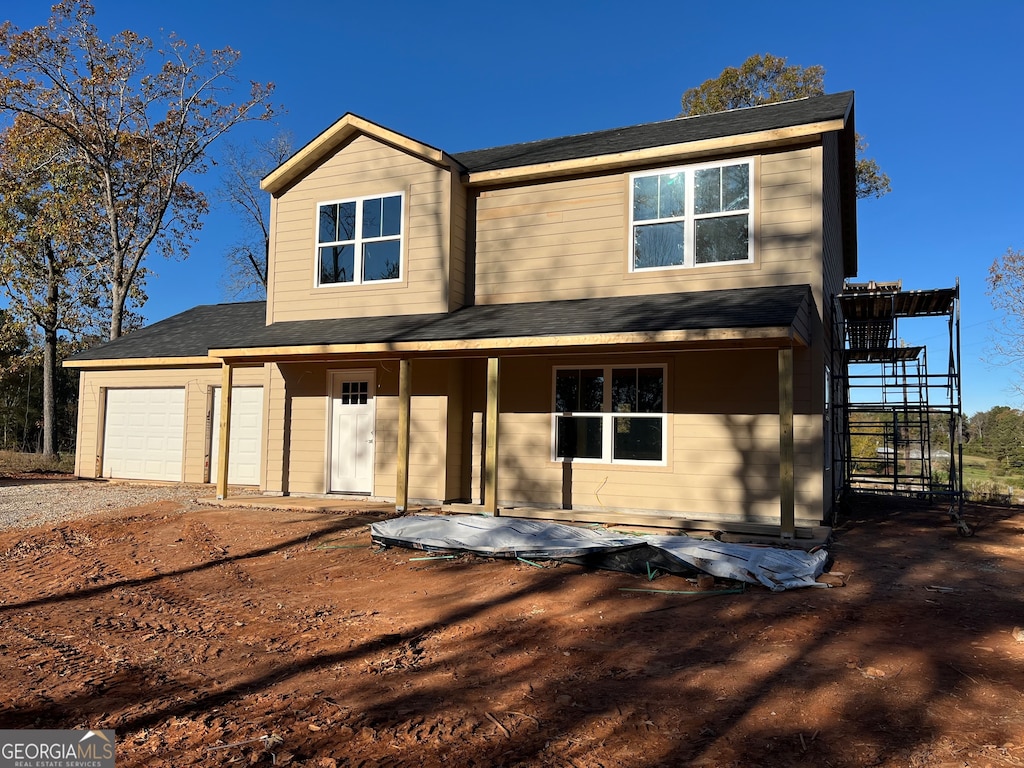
[103,388,185,481]
[211,387,264,486]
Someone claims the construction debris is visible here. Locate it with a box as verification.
[369,516,829,591]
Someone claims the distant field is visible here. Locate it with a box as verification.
[961,452,1024,503]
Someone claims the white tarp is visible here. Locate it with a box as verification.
[370,515,829,592]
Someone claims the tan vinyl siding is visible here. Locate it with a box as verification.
[474,146,824,306]
[448,174,468,310]
[75,366,264,483]
[264,363,286,493]
[271,362,331,494]
[268,135,456,322]
[266,359,457,501]
[374,394,442,501]
[465,350,822,523]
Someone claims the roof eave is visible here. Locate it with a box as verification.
[208,325,808,362]
[463,118,848,187]
[63,356,220,369]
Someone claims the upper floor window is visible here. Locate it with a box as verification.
[630,159,752,271]
[317,193,403,286]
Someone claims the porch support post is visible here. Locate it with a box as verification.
[778,347,795,538]
[216,362,233,500]
[396,358,412,512]
[94,386,107,478]
[484,356,501,515]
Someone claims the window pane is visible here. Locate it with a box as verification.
[634,222,684,269]
[363,239,401,281]
[613,367,663,413]
[319,244,354,284]
[382,195,402,236]
[556,416,603,459]
[636,367,664,412]
[318,204,337,243]
[580,369,603,411]
[555,370,579,413]
[337,201,356,240]
[633,175,659,221]
[695,215,749,264]
[658,172,685,217]
[722,164,749,211]
[362,197,382,238]
[613,416,663,461]
[612,369,636,413]
[694,167,722,215]
[555,369,603,412]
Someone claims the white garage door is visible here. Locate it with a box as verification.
[210,387,264,486]
[103,388,186,481]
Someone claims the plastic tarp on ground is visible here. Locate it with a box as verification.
[369,515,829,592]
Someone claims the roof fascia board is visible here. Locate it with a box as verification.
[63,356,219,369]
[839,101,858,277]
[210,326,806,361]
[262,114,461,194]
[464,119,847,186]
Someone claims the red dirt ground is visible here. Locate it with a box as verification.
[1,489,1023,767]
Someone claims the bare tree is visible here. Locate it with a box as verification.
[0,1,276,338]
[216,133,292,300]
[988,247,1024,398]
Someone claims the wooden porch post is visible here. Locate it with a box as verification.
[779,347,795,538]
[396,358,412,512]
[94,387,107,478]
[484,357,501,515]
[216,362,233,500]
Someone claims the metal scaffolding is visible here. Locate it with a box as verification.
[832,280,969,534]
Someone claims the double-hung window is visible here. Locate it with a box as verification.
[553,366,667,464]
[317,193,403,286]
[630,159,752,271]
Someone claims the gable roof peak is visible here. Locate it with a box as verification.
[261,112,461,195]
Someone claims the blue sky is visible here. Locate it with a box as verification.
[6,0,1024,415]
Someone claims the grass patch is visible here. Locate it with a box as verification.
[960,452,1024,504]
[0,450,75,475]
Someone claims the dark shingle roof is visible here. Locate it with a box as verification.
[69,301,267,360]
[452,92,853,173]
[68,285,810,362]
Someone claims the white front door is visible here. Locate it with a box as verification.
[329,370,375,493]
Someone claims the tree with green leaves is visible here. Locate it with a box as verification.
[216,133,293,300]
[0,115,104,458]
[680,53,891,200]
[0,1,276,339]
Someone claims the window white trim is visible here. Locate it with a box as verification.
[629,158,754,272]
[315,191,405,287]
[550,364,668,466]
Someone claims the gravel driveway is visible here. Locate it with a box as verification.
[0,478,234,530]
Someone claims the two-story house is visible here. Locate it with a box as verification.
[67,91,858,537]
